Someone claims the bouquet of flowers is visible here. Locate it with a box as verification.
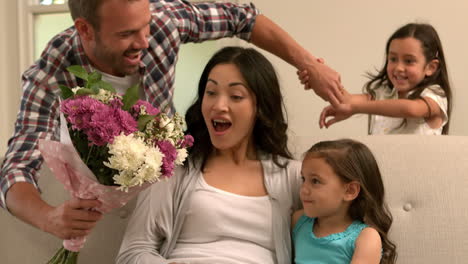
[38,65,193,264]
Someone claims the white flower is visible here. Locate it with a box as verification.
[105,134,147,172]
[137,146,164,183]
[71,86,83,94]
[90,89,116,104]
[105,133,166,191]
[175,148,188,165]
[159,115,175,134]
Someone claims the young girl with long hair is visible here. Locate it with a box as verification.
[292,139,396,264]
[310,23,452,135]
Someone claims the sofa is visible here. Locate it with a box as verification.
[1,135,467,263]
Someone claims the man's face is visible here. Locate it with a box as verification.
[91,0,151,76]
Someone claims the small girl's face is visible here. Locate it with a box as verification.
[300,155,349,219]
[386,37,437,98]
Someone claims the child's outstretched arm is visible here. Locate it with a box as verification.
[351,227,382,264]
[320,92,445,129]
[319,89,370,128]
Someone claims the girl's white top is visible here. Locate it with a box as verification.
[167,175,275,264]
[369,84,448,135]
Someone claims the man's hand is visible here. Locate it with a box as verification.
[297,59,343,104]
[42,197,103,239]
[6,182,102,240]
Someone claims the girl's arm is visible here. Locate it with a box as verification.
[319,92,370,128]
[351,227,382,264]
[321,88,445,128]
[352,97,442,119]
[291,209,304,230]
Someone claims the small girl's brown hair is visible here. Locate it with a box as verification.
[306,139,396,264]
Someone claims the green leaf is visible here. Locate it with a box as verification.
[66,65,89,81]
[89,83,101,94]
[75,88,95,96]
[138,114,156,131]
[59,84,74,99]
[86,71,102,89]
[97,80,116,93]
[88,71,101,83]
[122,84,139,111]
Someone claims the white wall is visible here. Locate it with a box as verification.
[2,0,468,157]
[0,1,21,156]
[239,0,468,155]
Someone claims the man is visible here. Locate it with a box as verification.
[0,0,341,240]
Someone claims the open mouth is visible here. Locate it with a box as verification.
[124,51,141,65]
[212,119,232,132]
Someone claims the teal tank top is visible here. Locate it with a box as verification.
[293,215,368,264]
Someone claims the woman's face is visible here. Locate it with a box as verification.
[201,63,257,151]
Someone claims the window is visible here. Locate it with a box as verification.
[39,0,66,5]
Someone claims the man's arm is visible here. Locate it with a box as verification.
[6,182,102,239]
[249,15,342,102]
[1,75,102,239]
[161,1,342,102]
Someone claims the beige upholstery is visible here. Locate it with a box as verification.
[1,135,468,263]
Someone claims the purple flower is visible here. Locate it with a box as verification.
[157,140,177,178]
[178,135,194,148]
[86,107,138,146]
[109,98,124,109]
[61,96,138,146]
[61,96,106,131]
[131,100,160,118]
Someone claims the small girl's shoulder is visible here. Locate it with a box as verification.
[356,226,381,245]
[292,209,304,227]
[423,84,445,97]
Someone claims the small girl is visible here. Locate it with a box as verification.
[309,23,452,135]
[292,139,396,264]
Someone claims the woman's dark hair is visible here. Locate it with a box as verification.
[306,139,397,264]
[184,46,292,170]
[365,23,452,134]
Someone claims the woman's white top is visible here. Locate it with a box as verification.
[167,175,275,264]
[369,84,448,135]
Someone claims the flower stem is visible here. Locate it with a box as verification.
[47,246,80,264]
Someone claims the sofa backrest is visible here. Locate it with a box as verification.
[1,135,468,263]
[352,135,468,263]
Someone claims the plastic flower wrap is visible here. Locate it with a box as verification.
[38,66,193,264]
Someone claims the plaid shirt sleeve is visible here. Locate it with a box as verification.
[0,75,61,209]
[153,0,260,43]
[0,28,80,210]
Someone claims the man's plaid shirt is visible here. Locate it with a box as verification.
[0,0,259,209]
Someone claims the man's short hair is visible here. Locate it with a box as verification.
[68,0,104,30]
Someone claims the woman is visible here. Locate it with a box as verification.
[116,46,302,264]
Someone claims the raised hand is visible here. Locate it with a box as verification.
[296,58,343,104]
[42,197,103,239]
[296,58,324,85]
[319,86,354,128]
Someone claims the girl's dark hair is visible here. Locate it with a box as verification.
[306,139,397,264]
[184,46,292,170]
[365,23,452,134]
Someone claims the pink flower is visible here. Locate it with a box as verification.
[61,96,106,131]
[157,140,177,178]
[61,96,138,146]
[86,107,138,146]
[178,135,194,148]
[131,100,160,118]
